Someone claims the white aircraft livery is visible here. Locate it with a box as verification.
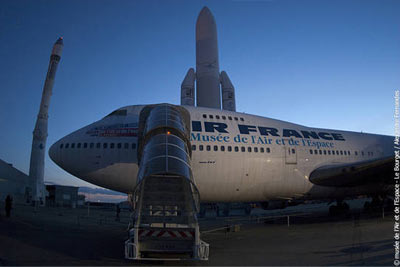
[49,104,394,207]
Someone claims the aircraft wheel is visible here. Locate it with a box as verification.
[341,202,349,211]
[223,204,230,217]
[363,201,371,211]
[199,206,206,218]
[244,205,252,215]
[329,205,338,216]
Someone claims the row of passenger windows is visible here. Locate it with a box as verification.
[60,143,137,150]
[192,144,271,153]
[309,149,373,157]
[191,144,375,157]
[202,114,244,122]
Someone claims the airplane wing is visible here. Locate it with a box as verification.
[309,156,394,187]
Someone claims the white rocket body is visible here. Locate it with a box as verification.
[195,7,221,109]
[29,37,63,205]
[182,7,236,111]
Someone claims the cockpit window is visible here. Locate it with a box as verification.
[105,109,127,117]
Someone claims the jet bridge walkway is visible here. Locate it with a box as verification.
[125,104,209,260]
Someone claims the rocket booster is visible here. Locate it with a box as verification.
[29,37,63,205]
[181,68,195,106]
[182,7,236,111]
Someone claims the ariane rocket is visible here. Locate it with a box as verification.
[181,7,236,111]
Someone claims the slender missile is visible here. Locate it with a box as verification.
[195,6,221,109]
[29,37,63,205]
[181,68,195,106]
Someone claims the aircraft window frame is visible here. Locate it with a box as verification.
[314,149,318,154]
[65,143,69,149]
[71,143,75,149]
[355,151,358,156]
[90,143,94,149]
[192,145,196,151]
[60,144,63,149]
[222,116,226,120]
[221,145,225,152]
[235,146,239,152]
[319,150,322,155]
[310,149,313,154]
[216,115,220,119]
[214,145,218,151]
[202,114,207,119]
[199,145,204,151]
[77,143,81,148]
[209,115,214,119]
[241,147,245,152]
[266,148,271,153]
[323,150,327,155]
[336,151,340,155]
[240,117,244,121]
[248,147,252,152]
[132,143,136,150]
[83,143,87,148]
[344,151,347,155]
[110,143,115,149]
[260,147,264,153]
[228,146,232,152]
[328,150,331,155]
[234,117,238,121]
[103,143,108,149]
[292,149,296,154]
[117,143,121,149]
[340,150,343,155]
[254,147,258,153]
[348,151,351,155]
[97,143,101,148]
[228,116,232,120]
[206,145,211,151]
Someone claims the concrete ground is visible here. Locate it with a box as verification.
[0,201,394,266]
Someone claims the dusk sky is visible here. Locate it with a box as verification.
[1,0,399,188]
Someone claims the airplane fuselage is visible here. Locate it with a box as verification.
[49,104,394,203]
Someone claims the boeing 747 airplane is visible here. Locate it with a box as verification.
[49,104,394,212]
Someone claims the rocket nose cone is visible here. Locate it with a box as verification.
[55,37,63,45]
[199,6,212,17]
[196,6,217,40]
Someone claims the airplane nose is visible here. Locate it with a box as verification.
[48,140,60,165]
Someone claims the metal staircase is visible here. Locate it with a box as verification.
[125,104,209,260]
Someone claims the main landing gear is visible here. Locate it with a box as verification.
[364,195,392,212]
[329,200,350,216]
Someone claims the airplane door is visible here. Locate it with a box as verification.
[285,147,297,164]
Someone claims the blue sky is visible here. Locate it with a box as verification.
[1,0,399,188]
